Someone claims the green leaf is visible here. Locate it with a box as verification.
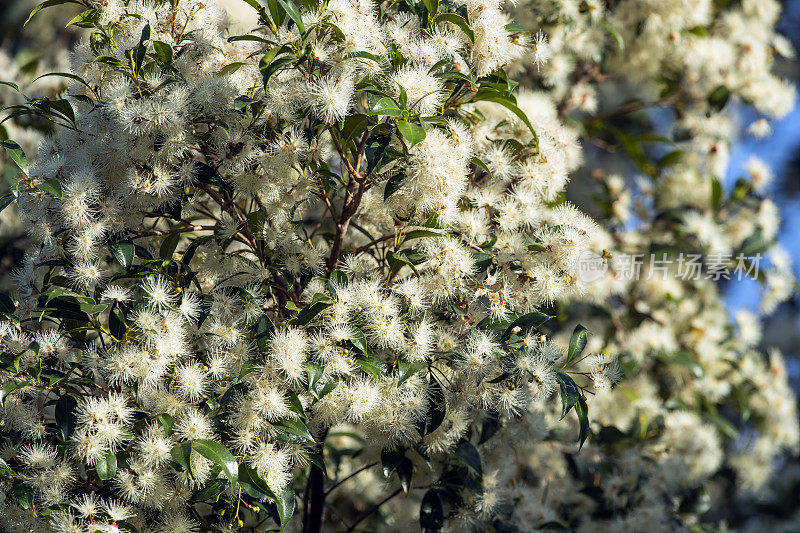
[36,177,62,198]
[398,360,427,386]
[401,229,443,245]
[454,439,482,476]
[1,380,29,407]
[274,418,315,443]
[397,457,413,494]
[478,410,500,445]
[152,40,173,64]
[65,8,98,28]
[424,376,446,435]
[477,91,538,145]
[327,270,348,297]
[96,450,117,480]
[189,479,228,503]
[293,300,332,326]
[600,19,624,51]
[422,0,439,19]
[434,13,474,42]
[354,354,387,379]
[255,315,276,354]
[110,240,135,268]
[305,364,323,395]
[276,484,295,531]
[470,156,494,179]
[500,311,551,342]
[658,149,684,168]
[384,172,405,200]
[12,481,34,510]
[556,372,580,419]
[158,413,175,437]
[192,439,238,486]
[0,140,28,174]
[419,489,444,529]
[397,120,427,148]
[276,0,305,33]
[218,62,248,76]
[350,328,368,355]
[711,178,723,208]
[0,194,15,214]
[340,113,368,143]
[565,325,590,366]
[25,0,80,26]
[55,394,77,440]
[261,55,295,87]
[109,305,127,340]
[286,391,306,418]
[160,231,181,260]
[708,85,730,112]
[170,441,193,473]
[367,97,402,117]
[381,448,404,479]
[576,397,590,449]
[239,462,278,499]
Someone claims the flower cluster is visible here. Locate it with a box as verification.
[0,0,614,531]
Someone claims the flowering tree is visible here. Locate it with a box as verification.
[0,0,621,531]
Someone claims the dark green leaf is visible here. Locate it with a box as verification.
[1,140,28,174]
[419,489,444,530]
[367,97,402,117]
[478,410,500,445]
[565,325,589,366]
[274,418,315,443]
[110,240,135,268]
[25,0,80,26]
[239,462,278,500]
[381,448,404,479]
[398,360,427,386]
[96,450,117,480]
[397,119,427,148]
[327,270,348,297]
[425,376,446,434]
[384,172,405,200]
[454,440,482,476]
[576,397,590,449]
[556,371,580,419]
[293,300,331,326]
[340,113,368,143]
[350,328,368,355]
[354,354,387,379]
[708,85,730,112]
[276,0,305,33]
[192,439,238,485]
[276,484,295,531]
[36,177,62,198]
[55,394,77,440]
[255,315,276,354]
[434,13,474,41]
[500,311,551,342]
[1,380,29,407]
[170,441,193,473]
[152,40,173,64]
[158,413,175,437]
[189,478,228,503]
[109,305,127,340]
[397,457,413,494]
[0,194,15,213]
[160,231,181,260]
